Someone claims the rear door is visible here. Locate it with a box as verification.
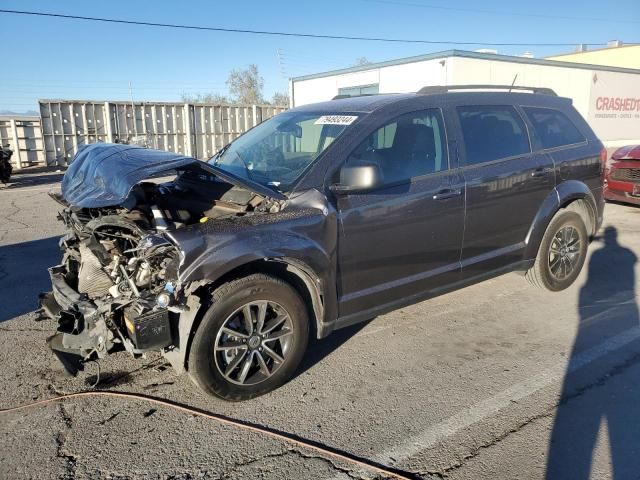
[455,104,556,276]
[335,108,465,319]
[521,105,599,191]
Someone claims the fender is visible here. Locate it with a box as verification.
[163,254,334,374]
[175,213,336,293]
[524,180,597,260]
[161,212,339,372]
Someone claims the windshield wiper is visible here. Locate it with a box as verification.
[211,147,254,180]
[266,181,284,196]
[210,144,231,165]
[205,164,287,200]
[210,149,284,197]
[227,150,254,179]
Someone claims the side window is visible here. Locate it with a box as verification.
[522,107,586,149]
[346,109,448,184]
[458,105,531,165]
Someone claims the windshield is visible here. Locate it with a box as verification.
[208,112,357,192]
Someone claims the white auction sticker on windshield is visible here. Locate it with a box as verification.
[314,115,358,125]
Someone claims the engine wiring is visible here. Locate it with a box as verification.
[0,390,417,480]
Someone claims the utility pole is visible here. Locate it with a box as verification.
[129,81,136,141]
[129,81,135,110]
[276,49,288,87]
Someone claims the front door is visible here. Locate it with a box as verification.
[334,108,466,319]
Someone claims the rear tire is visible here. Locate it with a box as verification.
[188,274,309,401]
[526,210,588,292]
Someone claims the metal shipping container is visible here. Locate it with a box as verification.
[0,116,45,169]
[39,100,287,166]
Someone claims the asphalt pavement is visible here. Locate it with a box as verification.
[1,170,639,480]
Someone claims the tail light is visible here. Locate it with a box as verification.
[600,147,608,178]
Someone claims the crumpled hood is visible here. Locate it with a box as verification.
[61,143,284,208]
[61,144,198,208]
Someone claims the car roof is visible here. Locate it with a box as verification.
[290,90,572,115]
[290,94,416,114]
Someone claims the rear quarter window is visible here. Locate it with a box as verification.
[522,106,586,149]
[457,105,531,166]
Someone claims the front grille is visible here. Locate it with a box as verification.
[611,168,640,182]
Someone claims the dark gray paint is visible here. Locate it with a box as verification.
[336,170,465,318]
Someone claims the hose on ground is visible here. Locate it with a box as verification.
[0,390,417,480]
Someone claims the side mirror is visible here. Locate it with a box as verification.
[331,162,382,194]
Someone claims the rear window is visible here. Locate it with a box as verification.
[522,107,586,149]
[457,105,531,165]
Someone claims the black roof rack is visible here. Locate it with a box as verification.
[417,85,557,96]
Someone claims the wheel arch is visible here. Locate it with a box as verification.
[164,257,330,374]
[524,181,598,261]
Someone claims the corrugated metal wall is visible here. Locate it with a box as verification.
[0,116,44,169]
[39,100,287,166]
[40,102,110,165]
[191,104,285,158]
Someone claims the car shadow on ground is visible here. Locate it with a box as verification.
[2,172,64,189]
[294,321,371,379]
[0,236,61,322]
[546,227,640,479]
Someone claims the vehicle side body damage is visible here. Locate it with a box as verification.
[42,143,333,375]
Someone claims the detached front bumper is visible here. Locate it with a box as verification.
[40,265,113,375]
[41,264,175,375]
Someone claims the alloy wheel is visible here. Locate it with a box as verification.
[548,225,582,281]
[213,301,294,386]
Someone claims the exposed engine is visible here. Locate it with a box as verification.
[43,168,284,372]
[59,211,179,302]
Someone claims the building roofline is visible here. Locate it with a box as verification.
[0,115,39,121]
[291,49,640,82]
[546,43,640,58]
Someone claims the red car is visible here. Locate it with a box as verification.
[604,144,640,206]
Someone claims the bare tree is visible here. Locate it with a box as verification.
[227,64,265,105]
[271,91,290,107]
[179,65,268,105]
[354,57,372,66]
[180,92,233,104]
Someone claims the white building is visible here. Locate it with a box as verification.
[289,50,640,147]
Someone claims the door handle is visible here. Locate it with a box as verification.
[432,188,462,200]
[531,167,552,178]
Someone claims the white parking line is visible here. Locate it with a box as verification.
[375,321,640,466]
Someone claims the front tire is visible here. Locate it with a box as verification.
[188,274,309,401]
[526,210,588,291]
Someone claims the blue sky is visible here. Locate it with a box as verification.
[1,0,638,112]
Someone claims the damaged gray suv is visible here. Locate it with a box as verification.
[41,86,605,400]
